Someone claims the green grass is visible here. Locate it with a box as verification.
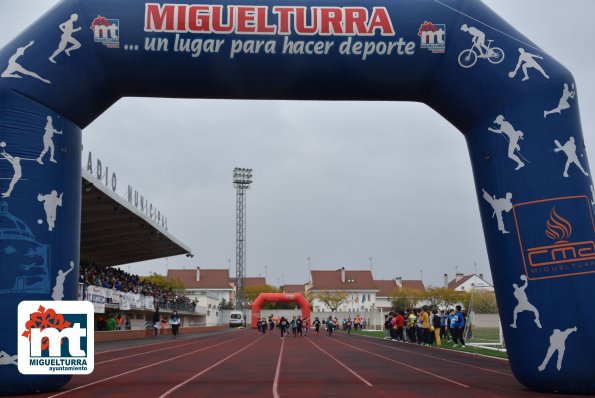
[343,329,508,359]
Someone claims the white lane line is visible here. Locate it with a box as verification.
[96,339,210,365]
[307,338,373,387]
[46,335,245,398]
[158,337,261,397]
[333,338,468,388]
[272,338,285,398]
[351,337,512,377]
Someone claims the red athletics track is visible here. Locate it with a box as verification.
[12,329,576,398]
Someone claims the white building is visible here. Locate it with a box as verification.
[309,268,379,313]
[374,277,426,310]
[446,273,494,292]
[167,268,234,325]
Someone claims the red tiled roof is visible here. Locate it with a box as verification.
[448,275,474,290]
[231,277,268,288]
[374,280,397,297]
[310,269,378,291]
[282,284,305,293]
[402,280,426,292]
[167,269,232,290]
[374,279,426,297]
[244,277,267,287]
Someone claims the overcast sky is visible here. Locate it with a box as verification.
[1,1,594,288]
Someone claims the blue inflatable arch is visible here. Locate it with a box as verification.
[1,0,594,394]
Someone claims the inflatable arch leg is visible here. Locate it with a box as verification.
[1,0,595,394]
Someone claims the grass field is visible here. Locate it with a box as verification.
[343,329,508,359]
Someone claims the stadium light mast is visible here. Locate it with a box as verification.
[233,167,253,310]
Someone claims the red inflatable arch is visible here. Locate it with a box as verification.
[251,293,311,328]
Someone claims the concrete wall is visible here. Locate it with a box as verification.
[95,325,228,343]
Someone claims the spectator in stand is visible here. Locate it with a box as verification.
[79,263,196,312]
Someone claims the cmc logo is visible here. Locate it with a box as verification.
[91,15,120,48]
[418,21,445,53]
[17,301,94,375]
[514,196,595,280]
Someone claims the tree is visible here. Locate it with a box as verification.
[218,298,234,310]
[423,287,466,309]
[242,285,279,306]
[314,290,348,312]
[389,287,423,311]
[469,290,497,314]
[143,273,184,290]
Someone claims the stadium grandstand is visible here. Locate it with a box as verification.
[79,169,207,334]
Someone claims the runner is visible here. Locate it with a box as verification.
[48,14,82,63]
[313,317,321,335]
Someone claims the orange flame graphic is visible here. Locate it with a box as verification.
[545,207,572,242]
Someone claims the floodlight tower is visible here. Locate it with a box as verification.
[233,167,253,310]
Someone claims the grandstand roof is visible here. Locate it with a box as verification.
[80,170,192,266]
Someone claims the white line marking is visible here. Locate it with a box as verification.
[273,338,285,398]
[307,338,373,387]
[333,338,468,388]
[96,339,210,365]
[158,337,261,397]
[352,336,512,377]
[46,336,245,398]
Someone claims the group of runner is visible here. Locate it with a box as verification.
[257,315,335,338]
[383,305,467,348]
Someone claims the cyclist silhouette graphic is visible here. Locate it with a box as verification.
[458,24,504,68]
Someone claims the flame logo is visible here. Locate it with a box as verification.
[418,21,438,36]
[545,207,572,242]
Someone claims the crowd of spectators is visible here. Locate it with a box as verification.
[79,262,197,311]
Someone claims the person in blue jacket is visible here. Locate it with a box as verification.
[453,305,466,348]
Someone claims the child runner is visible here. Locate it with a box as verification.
[313,317,321,335]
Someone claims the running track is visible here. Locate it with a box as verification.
[13,329,575,397]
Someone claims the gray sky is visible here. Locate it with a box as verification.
[1,1,594,288]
